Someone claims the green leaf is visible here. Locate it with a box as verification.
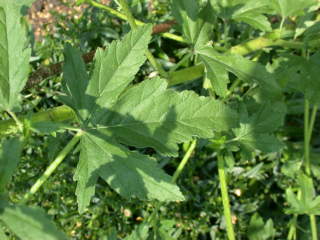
[285,174,320,215]
[210,0,271,31]
[199,51,229,97]
[0,225,8,240]
[275,52,320,104]
[104,228,118,240]
[299,173,315,205]
[197,47,282,99]
[232,103,285,154]
[0,138,21,192]
[87,24,152,110]
[75,130,185,213]
[0,200,67,240]
[231,0,272,31]
[248,214,275,240]
[233,13,271,32]
[96,78,238,156]
[124,223,149,240]
[172,0,214,49]
[0,1,31,111]
[60,44,91,121]
[30,121,73,134]
[271,0,317,18]
[157,220,181,240]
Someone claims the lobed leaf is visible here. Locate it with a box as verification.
[87,24,152,110]
[247,214,275,240]
[275,52,320,104]
[75,130,184,213]
[232,103,285,155]
[197,46,282,99]
[210,0,271,31]
[0,1,31,111]
[96,78,238,156]
[231,0,272,31]
[172,0,214,49]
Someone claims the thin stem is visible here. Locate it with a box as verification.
[279,18,285,38]
[169,52,192,73]
[287,217,297,240]
[116,0,167,77]
[225,78,241,99]
[310,216,318,240]
[22,131,83,202]
[89,0,138,24]
[172,140,197,183]
[218,153,235,240]
[307,105,318,142]
[88,0,185,43]
[117,0,138,28]
[304,99,318,240]
[6,111,23,133]
[304,99,311,175]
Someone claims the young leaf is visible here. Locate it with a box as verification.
[172,0,214,49]
[0,1,31,111]
[0,138,21,192]
[96,77,238,156]
[124,223,149,240]
[285,174,320,215]
[0,200,67,240]
[247,214,276,240]
[231,103,285,155]
[197,46,282,99]
[74,130,184,213]
[86,24,152,110]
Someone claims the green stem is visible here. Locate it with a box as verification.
[304,99,311,175]
[116,0,167,77]
[172,140,197,183]
[169,52,192,73]
[225,78,241,99]
[304,99,318,240]
[88,0,185,43]
[22,131,83,202]
[6,111,23,133]
[88,0,136,24]
[287,217,297,240]
[310,215,318,240]
[218,153,235,240]
[307,105,318,142]
[0,106,75,137]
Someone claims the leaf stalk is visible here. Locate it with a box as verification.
[172,140,197,183]
[22,131,83,202]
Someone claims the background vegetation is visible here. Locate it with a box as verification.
[2,0,320,239]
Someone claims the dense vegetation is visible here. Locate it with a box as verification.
[1,0,320,239]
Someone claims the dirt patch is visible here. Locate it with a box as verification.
[28,0,110,40]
